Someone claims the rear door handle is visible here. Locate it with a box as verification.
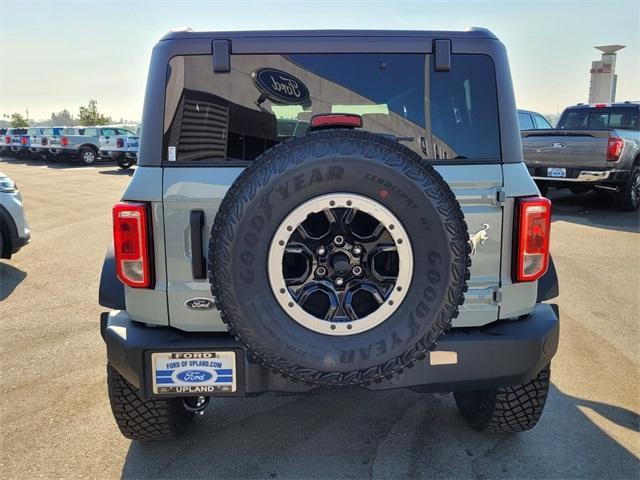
[189,210,206,279]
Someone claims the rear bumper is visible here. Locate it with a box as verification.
[530,167,630,186]
[101,303,559,399]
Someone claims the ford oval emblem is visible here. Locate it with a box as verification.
[252,68,310,106]
[176,370,213,383]
[184,297,216,311]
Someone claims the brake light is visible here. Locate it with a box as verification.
[515,196,551,282]
[21,137,27,145]
[606,136,624,162]
[310,114,363,129]
[116,138,124,148]
[61,136,69,146]
[113,202,152,288]
[4,136,9,144]
[594,103,607,108]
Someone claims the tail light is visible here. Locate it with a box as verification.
[310,113,363,129]
[61,136,69,146]
[606,136,624,162]
[21,137,27,145]
[514,196,551,282]
[4,136,9,144]
[116,138,125,148]
[113,202,152,288]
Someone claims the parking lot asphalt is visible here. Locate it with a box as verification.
[1,156,638,479]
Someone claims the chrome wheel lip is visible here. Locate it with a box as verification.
[268,193,413,336]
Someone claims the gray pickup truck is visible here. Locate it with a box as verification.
[522,102,640,210]
[99,28,559,441]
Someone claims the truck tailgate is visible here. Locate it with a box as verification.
[521,129,609,170]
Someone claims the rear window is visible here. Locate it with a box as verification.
[518,112,534,130]
[163,53,500,164]
[558,107,639,130]
[533,114,552,129]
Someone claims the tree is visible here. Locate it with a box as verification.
[10,113,29,128]
[78,100,110,126]
[51,109,77,126]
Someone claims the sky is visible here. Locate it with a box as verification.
[0,0,638,122]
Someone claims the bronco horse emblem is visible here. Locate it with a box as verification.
[469,223,490,255]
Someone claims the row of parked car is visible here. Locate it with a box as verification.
[0,125,141,169]
[518,103,640,211]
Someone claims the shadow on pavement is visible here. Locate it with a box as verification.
[0,262,27,301]
[120,384,639,479]
[548,187,640,233]
[0,155,114,169]
[99,168,135,176]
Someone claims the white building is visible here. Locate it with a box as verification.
[588,45,625,104]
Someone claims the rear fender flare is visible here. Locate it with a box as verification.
[99,244,126,310]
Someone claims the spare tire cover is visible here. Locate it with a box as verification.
[209,130,470,386]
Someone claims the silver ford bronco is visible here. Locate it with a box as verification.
[99,28,560,440]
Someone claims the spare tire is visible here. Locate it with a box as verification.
[209,130,470,386]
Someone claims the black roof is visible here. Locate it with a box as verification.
[161,27,497,41]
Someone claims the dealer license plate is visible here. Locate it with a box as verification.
[547,167,566,178]
[151,351,236,394]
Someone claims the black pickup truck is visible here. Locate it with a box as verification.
[522,102,640,210]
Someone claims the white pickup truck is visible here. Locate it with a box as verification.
[98,126,139,169]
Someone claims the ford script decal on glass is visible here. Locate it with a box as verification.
[252,68,311,106]
[184,297,216,311]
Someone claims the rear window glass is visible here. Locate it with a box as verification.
[533,114,552,129]
[429,55,500,159]
[558,107,639,130]
[163,53,499,164]
[518,112,534,130]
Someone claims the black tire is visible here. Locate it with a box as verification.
[453,365,551,433]
[107,363,194,440]
[209,130,470,387]
[613,165,640,211]
[117,157,134,169]
[79,146,97,165]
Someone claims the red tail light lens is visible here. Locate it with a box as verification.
[61,136,69,146]
[606,136,624,162]
[113,202,152,288]
[21,137,27,145]
[4,136,10,144]
[310,114,363,129]
[116,138,124,148]
[515,196,551,282]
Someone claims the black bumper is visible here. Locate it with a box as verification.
[101,303,559,399]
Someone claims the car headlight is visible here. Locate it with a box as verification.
[0,177,17,193]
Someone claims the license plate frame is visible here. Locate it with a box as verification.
[151,351,237,395]
[547,167,566,178]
